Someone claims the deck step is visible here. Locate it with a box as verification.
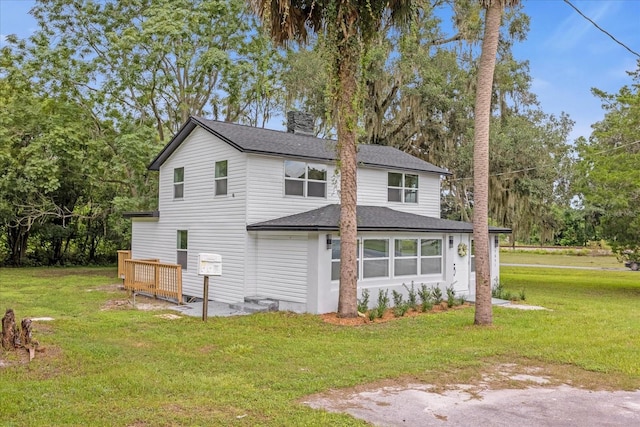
[243,296,279,311]
[229,302,272,313]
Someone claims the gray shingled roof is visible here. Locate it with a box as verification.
[247,205,511,233]
[149,116,450,175]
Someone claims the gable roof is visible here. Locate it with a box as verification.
[247,204,511,234]
[149,116,450,175]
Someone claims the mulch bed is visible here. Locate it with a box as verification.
[320,303,471,326]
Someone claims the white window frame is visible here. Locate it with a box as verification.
[284,160,327,198]
[388,172,418,203]
[420,238,443,275]
[362,238,390,279]
[214,160,228,196]
[177,230,188,270]
[173,167,184,199]
[394,238,418,277]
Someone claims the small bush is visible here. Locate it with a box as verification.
[392,290,408,317]
[418,283,433,312]
[456,295,466,306]
[376,289,389,318]
[403,282,418,311]
[446,286,456,308]
[357,289,370,313]
[431,285,443,304]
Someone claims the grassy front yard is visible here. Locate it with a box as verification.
[1,266,639,426]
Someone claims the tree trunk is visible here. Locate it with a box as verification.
[473,2,502,326]
[2,309,18,350]
[337,37,361,319]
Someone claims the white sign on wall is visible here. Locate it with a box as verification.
[198,253,222,276]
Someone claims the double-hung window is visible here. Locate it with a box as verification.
[177,230,188,269]
[388,172,418,203]
[174,167,184,199]
[394,239,418,276]
[215,160,228,196]
[420,239,442,274]
[284,161,327,197]
[362,239,389,278]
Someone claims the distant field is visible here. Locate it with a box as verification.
[500,251,625,269]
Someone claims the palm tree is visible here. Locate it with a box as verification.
[251,1,414,317]
[473,0,519,326]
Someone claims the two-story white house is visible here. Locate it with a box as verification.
[126,113,509,314]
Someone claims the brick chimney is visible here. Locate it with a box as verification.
[286,111,315,136]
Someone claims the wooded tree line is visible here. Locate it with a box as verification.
[0,0,636,266]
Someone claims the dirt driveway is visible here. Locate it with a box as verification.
[303,364,640,426]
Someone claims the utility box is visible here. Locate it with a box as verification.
[198,253,222,276]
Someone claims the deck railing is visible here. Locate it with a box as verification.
[117,250,132,279]
[122,258,183,304]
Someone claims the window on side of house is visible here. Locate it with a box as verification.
[394,239,418,276]
[177,230,188,269]
[331,239,360,281]
[174,167,184,199]
[362,239,389,279]
[420,238,442,275]
[388,172,418,203]
[215,160,228,196]
[284,160,327,198]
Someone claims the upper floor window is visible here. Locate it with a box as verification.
[388,172,418,203]
[215,160,228,196]
[174,167,184,199]
[284,160,327,197]
[177,230,188,269]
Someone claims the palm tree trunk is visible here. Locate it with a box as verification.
[473,1,502,326]
[337,38,360,318]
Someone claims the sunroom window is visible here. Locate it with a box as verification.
[362,239,389,278]
[420,239,442,274]
[394,239,418,276]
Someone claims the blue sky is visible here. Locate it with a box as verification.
[1,0,639,142]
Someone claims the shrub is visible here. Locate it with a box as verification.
[446,286,456,308]
[431,285,443,304]
[376,289,389,318]
[418,283,432,312]
[357,289,370,314]
[392,290,408,317]
[403,282,418,311]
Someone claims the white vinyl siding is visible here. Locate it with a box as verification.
[256,235,308,303]
[246,155,340,224]
[156,127,248,301]
[357,168,441,216]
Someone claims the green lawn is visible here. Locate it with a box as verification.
[1,266,639,426]
[501,250,624,268]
